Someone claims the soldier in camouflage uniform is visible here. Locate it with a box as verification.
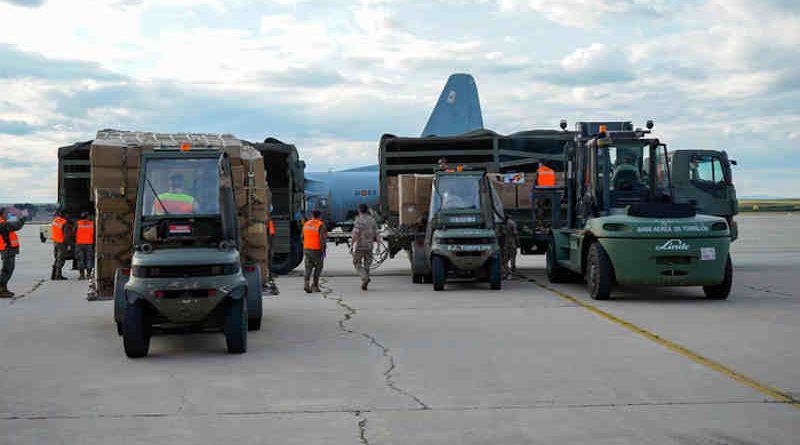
[0,208,26,298]
[351,204,378,291]
[502,216,520,278]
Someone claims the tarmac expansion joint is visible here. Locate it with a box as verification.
[319,278,431,411]
[354,410,370,445]
[9,279,46,304]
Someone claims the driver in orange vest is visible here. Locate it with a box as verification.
[0,207,25,298]
[75,212,94,280]
[51,209,70,280]
[153,173,195,215]
[302,209,327,293]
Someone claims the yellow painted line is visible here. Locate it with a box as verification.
[530,278,799,409]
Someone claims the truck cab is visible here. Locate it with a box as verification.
[545,122,733,300]
[411,170,503,291]
[114,149,263,357]
[668,150,738,240]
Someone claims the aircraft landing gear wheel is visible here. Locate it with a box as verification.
[489,254,502,290]
[123,301,151,358]
[703,255,732,300]
[432,255,446,291]
[587,242,614,300]
[224,297,248,354]
[546,238,570,283]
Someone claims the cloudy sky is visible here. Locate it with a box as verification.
[0,0,798,201]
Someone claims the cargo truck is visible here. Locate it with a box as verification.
[87,130,269,357]
[379,129,570,260]
[543,122,735,300]
[248,137,306,274]
[45,141,94,261]
[668,149,738,241]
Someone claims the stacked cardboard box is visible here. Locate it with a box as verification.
[386,175,399,213]
[91,131,270,297]
[236,145,271,284]
[489,173,539,210]
[397,174,433,226]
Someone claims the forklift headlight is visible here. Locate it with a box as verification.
[711,222,728,231]
[603,223,631,232]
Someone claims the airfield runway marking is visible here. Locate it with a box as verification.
[526,277,800,409]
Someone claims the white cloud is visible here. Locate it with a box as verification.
[0,0,799,200]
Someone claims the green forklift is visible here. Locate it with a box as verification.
[544,121,734,300]
[409,170,504,291]
[114,147,263,357]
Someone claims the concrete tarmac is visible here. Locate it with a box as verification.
[1,215,798,444]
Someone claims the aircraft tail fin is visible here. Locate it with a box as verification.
[421,73,484,137]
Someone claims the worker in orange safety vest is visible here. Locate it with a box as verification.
[0,208,25,298]
[302,209,327,293]
[51,209,71,280]
[536,163,556,187]
[75,212,94,280]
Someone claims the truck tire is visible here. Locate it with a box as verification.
[412,273,424,284]
[703,255,732,300]
[123,301,151,358]
[224,297,248,354]
[432,255,446,291]
[586,242,614,300]
[546,238,574,283]
[271,234,302,275]
[489,254,502,290]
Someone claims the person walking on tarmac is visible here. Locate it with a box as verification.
[51,209,71,280]
[75,212,94,280]
[351,203,378,291]
[0,208,25,298]
[503,216,520,278]
[302,209,327,294]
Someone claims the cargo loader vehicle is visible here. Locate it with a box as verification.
[378,130,570,260]
[88,131,269,357]
[542,121,734,300]
[409,169,505,291]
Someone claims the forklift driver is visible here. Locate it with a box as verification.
[154,173,196,214]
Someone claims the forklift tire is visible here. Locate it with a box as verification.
[244,265,263,332]
[546,238,571,283]
[224,297,248,354]
[432,256,446,291]
[40,233,46,243]
[703,255,732,300]
[586,242,614,301]
[123,301,151,358]
[489,254,502,290]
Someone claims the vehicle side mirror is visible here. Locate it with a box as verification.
[730,159,738,166]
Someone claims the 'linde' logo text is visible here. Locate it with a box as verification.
[655,239,690,252]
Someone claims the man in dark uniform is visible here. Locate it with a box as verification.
[50,209,70,280]
[0,208,26,298]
